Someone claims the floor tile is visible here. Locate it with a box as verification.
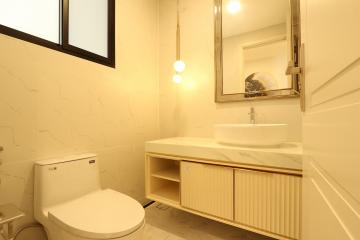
[144,203,274,240]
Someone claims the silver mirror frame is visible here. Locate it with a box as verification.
[215,0,301,103]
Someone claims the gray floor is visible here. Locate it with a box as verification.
[144,203,274,240]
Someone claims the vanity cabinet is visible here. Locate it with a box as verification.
[145,153,302,240]
[181,162,233,220]
[234,169,301,240]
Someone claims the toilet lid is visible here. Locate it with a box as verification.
[48,189,145,239]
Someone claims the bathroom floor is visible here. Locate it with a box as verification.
[144,203,274,240]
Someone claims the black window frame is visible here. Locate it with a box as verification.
[0,0,115,68]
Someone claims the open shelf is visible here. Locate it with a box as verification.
[146,155,181,206]
[152,168,180,182]
[150,181,180,203]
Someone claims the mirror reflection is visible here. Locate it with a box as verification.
[222,0,293,97]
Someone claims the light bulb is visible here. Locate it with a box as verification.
[227,0,241,14]
[172,73,183,84]
[173,60,186,73]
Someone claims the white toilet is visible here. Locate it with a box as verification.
[34,154,145,240]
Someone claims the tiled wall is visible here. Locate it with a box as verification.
[0,0,159,226]
[159,0,302,141]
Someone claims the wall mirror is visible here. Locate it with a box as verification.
[215,0,301,102]
[0,0,115,67]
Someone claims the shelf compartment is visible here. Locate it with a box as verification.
[152,168,180,182]
[146,155,181,207]
[149,178,180,206]
[149,156,179,173]
[151,182,179,202]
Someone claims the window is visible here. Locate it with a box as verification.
[0,0,115,67]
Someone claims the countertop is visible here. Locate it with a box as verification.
[146,137,302,171]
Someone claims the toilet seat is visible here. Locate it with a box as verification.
[47,189,145,239]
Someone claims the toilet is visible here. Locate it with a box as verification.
[34,154,145,240]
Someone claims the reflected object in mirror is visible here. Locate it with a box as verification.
[245,73,268,97]
[215,0,301,102]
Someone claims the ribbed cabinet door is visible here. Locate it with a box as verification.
[235,169,301,240]
[181,162,234,220]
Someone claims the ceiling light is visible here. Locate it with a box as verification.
[172,0,186,83]
[227,0,241,14]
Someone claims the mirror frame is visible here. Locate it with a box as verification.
[214,0,301,103]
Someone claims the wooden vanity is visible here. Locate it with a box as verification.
[145,138,302,240]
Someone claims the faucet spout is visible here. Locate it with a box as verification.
[249,107,256,124]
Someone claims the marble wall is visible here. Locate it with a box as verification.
[0,0,303,232]
[159,0,302,141]
[0,0,159,226]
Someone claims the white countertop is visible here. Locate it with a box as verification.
[146,137,303,171]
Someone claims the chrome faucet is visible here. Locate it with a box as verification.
[249,107,256,124]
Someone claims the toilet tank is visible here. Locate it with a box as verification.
[34,154,101,220]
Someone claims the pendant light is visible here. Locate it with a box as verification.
[173,0,185,83]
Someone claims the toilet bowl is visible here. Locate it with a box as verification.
[34,154,145,240]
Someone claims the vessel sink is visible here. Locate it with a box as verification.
[214,124,288,147]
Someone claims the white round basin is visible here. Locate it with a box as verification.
[214,124,289,147]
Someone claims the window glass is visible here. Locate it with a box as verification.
[0,0,60,43]
[68,0,108,57]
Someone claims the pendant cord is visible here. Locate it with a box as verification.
[176,0,181,61]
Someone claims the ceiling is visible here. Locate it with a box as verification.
[222,0,289,38]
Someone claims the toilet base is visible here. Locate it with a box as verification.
[45,221,145,240]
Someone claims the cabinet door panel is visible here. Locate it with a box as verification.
[181,162,233,220]
[235,169,301,240]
